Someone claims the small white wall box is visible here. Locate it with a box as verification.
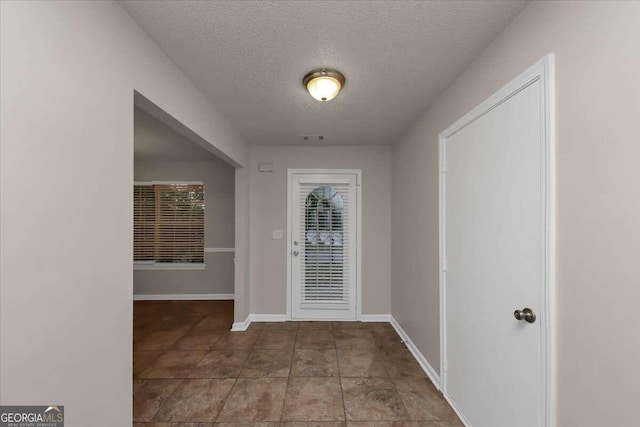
[272,230,283,240]
[258,163,274,172]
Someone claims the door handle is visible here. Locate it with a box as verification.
[292,250,299,256]
[293,240,299,246]
[514,308,536,323]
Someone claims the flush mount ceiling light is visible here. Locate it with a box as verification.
[303,69,345,102]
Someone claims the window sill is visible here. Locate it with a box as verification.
[134,263,206,271]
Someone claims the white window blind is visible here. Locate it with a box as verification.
[133,184,155,262]
[299,184,350,306]
[133,183,204,265]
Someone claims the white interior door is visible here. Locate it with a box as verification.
[289,171,358,320]
[441,60,553,427]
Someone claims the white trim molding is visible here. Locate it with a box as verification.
[230,313,394,331]
[438,54,555,427]
[230,313,288,331]
[250,314,289,322]
[204,247,235,253]
[360,314,392,322]
[231,315,251,331]
[390,316,441,390]
[133,293,234,301]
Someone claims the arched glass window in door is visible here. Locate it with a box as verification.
[304,186,344,301]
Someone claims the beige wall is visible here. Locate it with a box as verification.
[391,1,640,426]
[134,159,235,295]
[0,1,248,425]
[250,146,391,316]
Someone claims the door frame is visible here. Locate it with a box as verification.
[286,168,363,320]
[438,54,556,427]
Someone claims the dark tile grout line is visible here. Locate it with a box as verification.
[278,328,298,423]
[335,342,349,423]
[209,375,238,424]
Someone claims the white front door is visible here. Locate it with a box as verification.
[440,58,553,427]
[289,171,359,320]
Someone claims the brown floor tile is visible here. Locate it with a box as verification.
[193,314,233,331]
[139,350,207,378]
[174,329,223,350]
[297,321,333,330]
[392,377,457,421]
[378,346,412,360]
[167,300,230,316]
[134,327,152,346]
[215,423,278,426]
[296,330,336,349]
[341,377,409,421]
[133,302,458,427]
[378,348,426,375]
[447,418,465,427]
[334,329,377,350]
[240,350,292,377]
[347,422,450,427]
[153,315,204,331]
[213,331,260,350]
[136,328,191,351]
[146,423,213,427]
[376,338,408,350]
[189,350,250,378]
[365,322,396,333]
[292,349,339,377]
[337,349,388,377]
[134,351,164,377]
[282,377,345,422]
[152,378,235,422]
[385,356,427,378]
[216,378,288,422]
[133,379,183,422]
[331,322,368,329]
[254,330,297,350]
[250,321,299,330]
[281,423,345,427]
[371,328,406,349]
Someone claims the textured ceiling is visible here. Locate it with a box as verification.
[134,108,221,161]
[121,0,527,146]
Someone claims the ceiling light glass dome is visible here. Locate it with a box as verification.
[303,69,345,102]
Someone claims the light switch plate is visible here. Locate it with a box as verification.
[272,229,283,240]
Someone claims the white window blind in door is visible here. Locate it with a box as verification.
[299,183,351,306]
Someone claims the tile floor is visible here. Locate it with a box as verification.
[133,300,463,426]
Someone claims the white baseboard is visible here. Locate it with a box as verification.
[231,314,251,331]
[250,314,289,322]
[360,314,392,322]
[232,313,392,327]
[133,293,234,301]
[390,315,441,390]
[231,313,287,331]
